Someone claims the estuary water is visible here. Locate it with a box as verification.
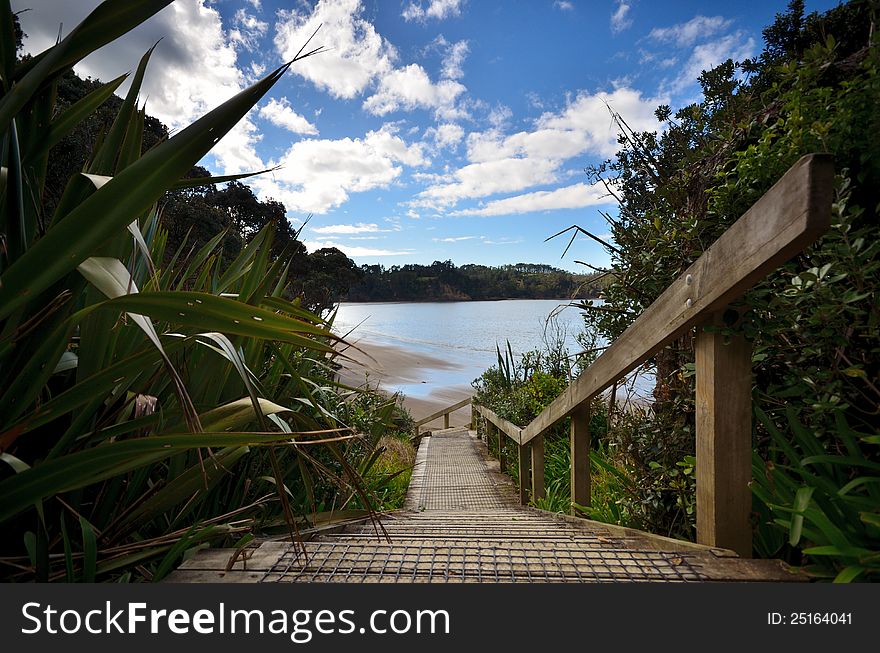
[333,299,592,398]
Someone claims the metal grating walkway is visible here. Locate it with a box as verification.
[168,428,803,583]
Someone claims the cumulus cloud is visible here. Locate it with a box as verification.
[534,86,662,157]
[438,38,469,80]
[363,64,466,118]
[274,0,397,100]
[254,125,429,214]
[425,123,465,149]
[312,223,382,235]
[302,239,412,257]
[15,0,265,175]
[450,182,609,217]
[415,85,661,213]
[416,157,560,207]
[554,1,574,11]
[402,0,466,23]
[275,1,468,120]
[649,16,732,47]
[610,1,632,34]
[259,97,319,135]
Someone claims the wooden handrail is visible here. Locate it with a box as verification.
[474,404,522,444]
[472,153,834,556]
[414,396,472,432]
[521,153,833,445]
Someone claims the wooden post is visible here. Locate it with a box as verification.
[695,315,753,557]
[531,435,545,502]
[497,427,506,474]
[570,406,591,515]
[444,412,450,429]
[518,444,529,505]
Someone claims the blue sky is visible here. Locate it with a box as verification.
[18,0,840,271]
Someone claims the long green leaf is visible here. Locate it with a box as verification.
[89,45,155,176]
[79,517,97,583]
[6,340,180,439]
[77,256,200,432]
[0,61,292,320]
[90,292,339,349]
[170,167,279,190]
[789,486,814,546]
[0,431,306,522]
[0,0,15,89]
[113,446,250,534]
[14,0,173,82]
[26,74,127,160]
[0,1,173,136]
[168,397,291,433]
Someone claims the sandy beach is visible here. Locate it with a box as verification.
[336,338,474,430]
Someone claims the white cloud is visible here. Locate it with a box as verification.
[416,85,661,210]
[643,15,756,96]
[554,1,574,11]
[649,16,732,47]
[440,39,469,80]
[402,0,466,23]
[254,125,429,214]
[274,0,397,100]
[535,86,662,157]
[303,239,412,257]
[312,223,381,235]
[424,123,465,149]
[466,127,588,163]
[16,0,267,175]
[610,1,632,34]
[433,236,477,242]
[417,158,559,207]
[275,1,469,120]
[451,182,609,217]
[228,8,268,52]
[363,64,466,118]
[667,32,756,94]
[259,97,319,135]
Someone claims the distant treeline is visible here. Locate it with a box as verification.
[346,260,606,302]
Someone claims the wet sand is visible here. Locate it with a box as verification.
[336,339,473,430]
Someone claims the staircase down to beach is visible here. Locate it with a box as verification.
[167,427,800,583]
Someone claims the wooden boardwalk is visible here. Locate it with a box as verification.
[168,427,801,583]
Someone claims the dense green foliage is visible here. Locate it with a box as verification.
[473,338,697,537]
[347,260,606,302]
[0,1,412,582]
[578,0,878,580]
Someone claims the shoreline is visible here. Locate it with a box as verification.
[336,338,474,430]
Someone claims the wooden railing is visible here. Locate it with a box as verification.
[473,154,834,557]
[413,396,472,434]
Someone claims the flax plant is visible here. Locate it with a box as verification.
[0,0,393,582]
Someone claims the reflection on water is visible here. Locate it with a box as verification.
[333,299,594,398]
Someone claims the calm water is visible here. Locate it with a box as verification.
[333,299,593,397]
